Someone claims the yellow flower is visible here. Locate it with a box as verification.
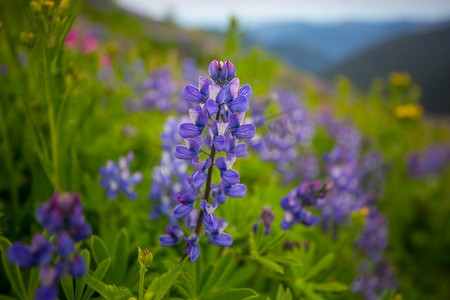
[390,72,411,87]
[394,104,423,119]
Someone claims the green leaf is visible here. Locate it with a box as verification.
[61,277,75,300]
[201,252,232,293]
[112,228,129,284]
[304,253,335,280]
[204,288,258,300]
[264,255,302,266]
[275,284,293,300]
[259,232,287,255]
[90,235,110,266]
[82,258,111,300]
[27,267,40,296]
[253,255,284,274]
[0,237,28,300]
[311,281,348,292]
[85,275,133,300]
[0,295,17,300]
[146,257,189,300]
[75,249,91,300]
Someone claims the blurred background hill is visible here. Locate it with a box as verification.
[113,0,450,115]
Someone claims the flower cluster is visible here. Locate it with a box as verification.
[351,260,398,300]
[355,208,388,262]
[149,116,190,222]
[253,206,275,235]
[316,111,397,298]
[126,68,178,112]
[65,27,99,54]
[280,180,333,230]
[7,192,91,300]
[159,60,255,262]
[406,144,450,179]
[99,151,143,200]
[250,90,315,183]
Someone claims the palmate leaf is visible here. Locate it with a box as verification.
[304,253,335,280]
[204,288,258,300]
[85,274,133,300]
[111,228,129,284]
[252,255,284,274]
[275,284,293,300]
[90,235,110,266]
[82,258,112,300]
[61,277,75,300]
[310,281,348,292]
[145,257,189,300]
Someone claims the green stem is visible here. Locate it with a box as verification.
[139,265,147,300]
[0,102,18,210]
[41,37,59,190]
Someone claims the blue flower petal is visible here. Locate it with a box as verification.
[184,84,204,103]
[220,169,240,185]
[175,145,196,160]
[173,204,194,219]
[227,95,249,113]
[211,233,233,247]
[232,124,255,140]
[179,123,203,138]
[7,242,35,268]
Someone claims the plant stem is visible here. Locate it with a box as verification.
[194,108,222,236]
[41,37,59,190]
[139,265,147,300]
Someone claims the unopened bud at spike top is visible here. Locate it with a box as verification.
[208,60,236,86]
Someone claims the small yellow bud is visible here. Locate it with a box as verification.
[42,1,55,8]
[138,247,153,269]
[30,1,41,13]
[20,31,36,47]
[394,104,423,120]
[390,71,411,87]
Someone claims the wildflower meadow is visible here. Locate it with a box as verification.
[1,1,450,300]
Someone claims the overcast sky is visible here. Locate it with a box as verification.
[117,0,450,29]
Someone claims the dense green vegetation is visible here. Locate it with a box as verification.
[0,1,449,299]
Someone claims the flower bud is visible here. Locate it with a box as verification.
[20,32,35,47]
[30,1,41,13]
[42,1,55,8]
[138,247,153,269]
[208,60,236,86]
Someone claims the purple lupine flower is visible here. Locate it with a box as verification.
[280,180,332,230]
[149,117,190,223]
[99,151,143,200]
[126,68,178,112]
[316,110,397,298]
[8,192,92,300]
[159,60,254,261]
[250,90,315,183]
[355,208,388,262]
[352,260,398,300]
[253,206,275,235]
[7,234,52,268]
[184,236,200,262]
[208,60,236,86]
[201,212,232,247]
[159,224,184,247]
[406,144,450,179]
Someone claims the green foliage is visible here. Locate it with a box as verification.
[146,257,188,300]
[0,1,449,300]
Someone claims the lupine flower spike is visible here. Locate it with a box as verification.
[159,60,255,262]
[99,151,143,200]
[7,192,92,300]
